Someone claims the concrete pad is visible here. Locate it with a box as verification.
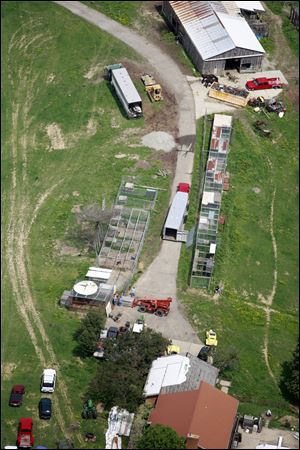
[221,386,229,394]
[238,426,299,449]
[220,380,232,387]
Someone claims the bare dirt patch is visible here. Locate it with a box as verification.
[134,160,152,170]
[84,63,104,84]
[45,123,66,150]
[1,363,17,379]
[86,117,97,136]
[252,187,261,194]
[46,73,55,84]
[72,191,80,197]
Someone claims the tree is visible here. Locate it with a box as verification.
[213,346,239,374]
[280,339,299,405]
[87,329,169,411]
[136,424,185,449]
[73,310,105,357]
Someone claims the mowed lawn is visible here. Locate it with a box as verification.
[1,1,172,448]
[178,106,299,420]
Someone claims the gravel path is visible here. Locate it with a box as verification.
[54,1,199,343]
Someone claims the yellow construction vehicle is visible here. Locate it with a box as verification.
[141,74,163,102]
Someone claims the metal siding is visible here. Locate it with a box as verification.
[164,192,189,231]
[112,68,142,104]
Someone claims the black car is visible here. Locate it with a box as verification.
[107,326,119,339]
[39,397,52,419]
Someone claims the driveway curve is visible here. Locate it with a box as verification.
[54,1,200,343]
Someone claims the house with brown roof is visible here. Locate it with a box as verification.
[148,380,239,449]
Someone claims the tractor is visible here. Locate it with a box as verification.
[82,399,97,419]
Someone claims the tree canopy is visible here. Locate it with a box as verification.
[88,329,169,411]
[280,338,299,405]
[73,310,105,357]
[136,424,185,449]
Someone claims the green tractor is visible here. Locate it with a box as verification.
[82,399,97,419]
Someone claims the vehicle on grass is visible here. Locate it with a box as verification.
[9,384,25,407]
[141,73,163,102]
[82,399,97,419]
[177,182,190,193]
[105,63,143,118]
[16,418,34,448]
[39,398,52,420]
[131,297,172,316]
[205,330,218,346]
[40,369,56,393]
[246,77,283,91]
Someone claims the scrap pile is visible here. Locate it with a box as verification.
[201,74,219,88]
[248,96,286,117]
[211,83,249,99]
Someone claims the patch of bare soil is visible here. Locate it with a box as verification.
[279,416,299,428]
[45,123,66,150]
[134,160,152,170]
[120,58,179,136]
[1,363,17,379]
[84,62,104,84]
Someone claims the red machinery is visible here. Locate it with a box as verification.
[131,298,172,316]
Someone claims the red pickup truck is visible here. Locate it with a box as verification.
[16,418,34,448]
[246,77,283,91]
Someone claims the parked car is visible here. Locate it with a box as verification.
[16,418,34,448]
[246,77,283,91]
[39,398,52,420]
[107,327,119,339]
[40,369,56,393]
[9,384,25,407]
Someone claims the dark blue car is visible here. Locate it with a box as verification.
[39,398,52,419]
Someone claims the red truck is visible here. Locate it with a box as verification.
[177,182,190,193]
[246,77,283,91]
[16,418,34,448]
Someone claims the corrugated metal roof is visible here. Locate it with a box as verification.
[216,11,265,52]
[168,1,264,59]
[112,68,142,104]
[235,1,265,12]
[164,191,189,231]
[221,1,241,16]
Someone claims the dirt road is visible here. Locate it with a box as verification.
[54,1,200,343]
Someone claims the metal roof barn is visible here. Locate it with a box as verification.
[235,1,265,12]
[163,191,189,240]
[112,68,142,105]
[162,1,265,73]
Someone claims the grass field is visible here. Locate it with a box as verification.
[178,104,299,421]
[1,1,172,448]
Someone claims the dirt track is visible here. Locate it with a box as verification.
[4,25,81,443]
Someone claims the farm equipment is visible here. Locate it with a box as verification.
[166,344,180,355]
[205,330,218,346]
[254,120,272,138]
[141,74,163,102]
[248,96,265,107]
[131,297,172,316]
[82,400,97,419]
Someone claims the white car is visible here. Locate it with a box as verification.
[40,369,56,393]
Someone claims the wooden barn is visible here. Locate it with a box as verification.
[162,1,265,74]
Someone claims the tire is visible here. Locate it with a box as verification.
[138,305,146,313]
[154,309,164,317]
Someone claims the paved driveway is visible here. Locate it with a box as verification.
[54,1,201,343]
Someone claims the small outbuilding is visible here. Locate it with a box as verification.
[162,1,265,74]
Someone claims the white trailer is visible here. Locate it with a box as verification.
[106,64,143,119]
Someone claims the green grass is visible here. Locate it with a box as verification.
[82,1,142,26]
[282,15,299,57]
[1,1,172,448]
[178,106,299,420]
[260,36,276,55]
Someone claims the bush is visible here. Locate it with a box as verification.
[136,424,185,449]
[279,339,299,405]
[73,310,105,357]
